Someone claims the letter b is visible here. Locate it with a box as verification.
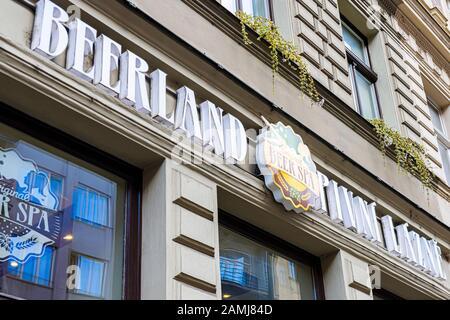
[31,0,69,58]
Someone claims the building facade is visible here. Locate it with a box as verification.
[0,0,448,300]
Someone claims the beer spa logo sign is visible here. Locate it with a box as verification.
[0,148,61,264]
[256,120,321,213]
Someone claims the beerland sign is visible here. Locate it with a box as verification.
[29,0,446,280]
[31,0,247,164]
[0,148,61,264]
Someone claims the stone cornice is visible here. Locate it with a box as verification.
[379,0,449,73]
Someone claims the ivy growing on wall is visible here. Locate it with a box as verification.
[370,119,433,188]
[237,11,321,102]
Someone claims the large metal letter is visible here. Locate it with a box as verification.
[119,50,150,113]
[315,171,329,214]
[338,186,357,232]
[395,223,417,264]
[94,35,122,94]
[381,215,401,256]
[67,19,97,81]
[223,114,247,162]
[174,87,203,142]
[200,101,225,156]
[326,180,343,223]
[150,69,174,125]
[31,0,69,58]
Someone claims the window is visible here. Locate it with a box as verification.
[7,246,55,287]
[0,121,130,300]
[428,100,450,184]
[219,213,323,300]
[72,186,110,227]
[71,254,106,298]
[221,0,271,18]
[429,101,445,135]
[342,20,380,120]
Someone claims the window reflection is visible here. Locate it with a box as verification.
[71,254,106,298]
[72,186,110,227]
[219,225,316,300]
[7,246,54,287]
[0,125,125,300]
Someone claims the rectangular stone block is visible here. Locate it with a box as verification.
[303,58,330,89]
[321,56,334,78]
[395,91,415,116]
[330,81,354,108]
[334,65,351,91]
[414,100,431,118]
[323,0,340,22]
[393,78,413,103]
[173,171,215,214]
[320,10,341,37]
[175,244,217,286]
[326,44,348,73]
[384,35,405,59]
[298,20,324,52]
[386,46,404,68]
[390,63,408,82]
[399,107,420,135]
[295,2,315,28]
[316,21,328,40]
[409,81,428,103]
[347,261,371,294]
[300,38,321,67]
[416,109,434,134]
[403,126,421,145]
[297,0,319,16]
[176,281,217,300]
[329,30,346,57]
[178,207,215,248]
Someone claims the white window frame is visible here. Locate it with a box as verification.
[220,0,272,19]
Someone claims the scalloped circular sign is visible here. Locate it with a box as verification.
[0,148,61,264]
[256,122,321,213]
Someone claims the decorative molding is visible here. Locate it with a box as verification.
[173,235,215,257]
[173,272,217,294]
[173,197,215,221]
[378,0,450,74]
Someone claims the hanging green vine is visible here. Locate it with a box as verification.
[370,119,433,188]
[237,11,320,102]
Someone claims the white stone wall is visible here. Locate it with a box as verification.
[141,160,221,299]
